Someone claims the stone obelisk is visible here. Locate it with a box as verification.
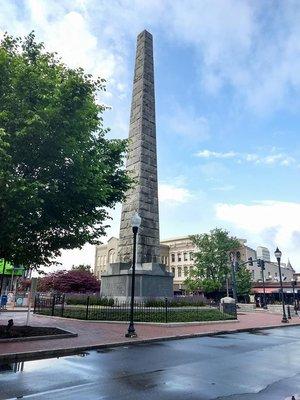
[100,30,173,301]
[118,30,160,264]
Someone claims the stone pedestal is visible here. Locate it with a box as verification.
[100,262,173,301]
[220,296,237,317]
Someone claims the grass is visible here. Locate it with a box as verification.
[36,307,235,323]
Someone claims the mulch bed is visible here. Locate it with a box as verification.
[0,325,67,339]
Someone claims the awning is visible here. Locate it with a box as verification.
[252,288,278,294]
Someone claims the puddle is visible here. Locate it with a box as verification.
[248,330,270,336]
[96,348,115,353]
[0,362,24,374]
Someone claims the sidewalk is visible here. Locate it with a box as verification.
[1,311,300,361]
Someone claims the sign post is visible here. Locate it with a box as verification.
[26,277,37,326]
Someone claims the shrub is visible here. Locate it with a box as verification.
[65,295,114,306]
[144,296,206,308]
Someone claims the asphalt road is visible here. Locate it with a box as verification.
[1,327,300,400]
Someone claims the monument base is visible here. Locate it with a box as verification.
[100,262,173,301]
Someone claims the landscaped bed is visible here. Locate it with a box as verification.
[37,307,235,323]
[0,325,77,341]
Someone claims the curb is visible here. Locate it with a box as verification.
[1,321,300,363]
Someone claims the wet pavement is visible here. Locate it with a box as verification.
[1,326,300,400]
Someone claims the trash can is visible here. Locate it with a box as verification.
[0,295,8,309]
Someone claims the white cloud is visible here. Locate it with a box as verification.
[196,150,237,159]
[216,200,300,269]
[196,149,296,167]
[2,1,300,115]
[166,1,300,112]
[159,183,192,204]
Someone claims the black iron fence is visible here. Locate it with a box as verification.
[34,294,234,323]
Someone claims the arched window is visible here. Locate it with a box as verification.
[183,252,188,261]
[189,252,194,261]
[184,266,188,276]
[108,250,114,263]
[171,253,175,262]
[178,253,182,262]
[178,267,182,278]
[172,267,175,276]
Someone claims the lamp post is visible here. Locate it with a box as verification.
[291,278,297,315]
[258,259,267,309]
[230,252,238,303]
[125,212,141,338]
[274,247,288,323]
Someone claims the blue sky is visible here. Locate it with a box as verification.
[1,0,300,269]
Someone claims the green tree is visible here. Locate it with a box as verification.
[185,228,240,294]
[236,265,252,297]
[71,264,91,273]
[0,32,131,269]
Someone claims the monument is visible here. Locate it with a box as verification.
[100,30,173,301]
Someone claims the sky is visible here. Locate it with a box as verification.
[1,0,300,270]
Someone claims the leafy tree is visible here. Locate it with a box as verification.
[71,264,91,273]
[0,33,131,269]
[37,269,100,293]
[236,265,252,297]
[185,228,240,294]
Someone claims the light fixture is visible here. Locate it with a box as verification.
[131,212,141,228]
[274,247,282,260]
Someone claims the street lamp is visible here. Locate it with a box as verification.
[125,212,141,338]
[230,252,238,303]
[258,259,267,309]
[274,247,288,323]
[291,278,297,315]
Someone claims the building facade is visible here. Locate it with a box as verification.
[94,237,295,291]
[257,246,271,262]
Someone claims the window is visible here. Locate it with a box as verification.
[178,267,182,278]
[178,253,182,262]
[275,272,278,277]
[251,270,255,280]
[189,252,194,261]
[171,267,175,276]
[184,266,188,277]
[171,253,175,262]
[268,271,271,278]
[184,252,188,261]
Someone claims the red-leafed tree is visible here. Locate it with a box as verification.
[37,268,100,293]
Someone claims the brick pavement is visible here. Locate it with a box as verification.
[1,311,300,361]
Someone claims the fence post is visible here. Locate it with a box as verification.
[51,294,56,316]
[61,294,65,317]
[86,296,90,320]
[33,294,37,314]
[165,297,168,324]
[287,305,291,319]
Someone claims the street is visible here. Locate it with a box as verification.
[1,327,300,399]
